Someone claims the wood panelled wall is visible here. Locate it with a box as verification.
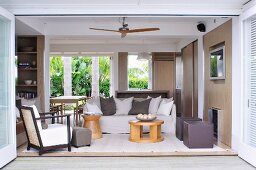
[181,41,198,117]
[118,52,128,91]
[37,36,45,111]
[152,52,176,98]
[203,20,232,147]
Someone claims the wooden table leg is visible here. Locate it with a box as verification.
[130,124,141,141]
[75,102,79,126]
[61,103,64,124]
[157,125,162,139]
[150,125,158,141]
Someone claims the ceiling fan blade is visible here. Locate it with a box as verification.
[89,28,120,33]
[126,28,160,33]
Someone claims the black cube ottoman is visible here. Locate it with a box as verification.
[71,127,92,147]
[176,117,202,141]
[183,121,213,148]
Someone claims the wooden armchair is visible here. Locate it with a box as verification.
[20,105,72,155]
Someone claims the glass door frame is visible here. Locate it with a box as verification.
[239,4,256,167]
[0,6,16,168]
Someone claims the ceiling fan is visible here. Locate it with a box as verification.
[89,17,160,38]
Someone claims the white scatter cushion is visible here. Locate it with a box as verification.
[15,107,20,118]
[21,97,42,112]
[114,97,134,115]
[161,97,173,103]
[147,96,162,114]
[86,102,103,115]
[21,98,36,106]
[87,96,101,110]
[157,100,174,116]
[30,105,43,131]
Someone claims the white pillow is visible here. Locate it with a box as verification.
[15,107,20,118]
[161,97,173,103]
[114,97,134,115]
[157,100,174,116]
[147,96,162,114]
[87,96,101,110]
[86,102,103,115]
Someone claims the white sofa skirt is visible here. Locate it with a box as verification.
[100,104,176,134]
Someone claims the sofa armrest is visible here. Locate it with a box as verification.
[171,103,176,133]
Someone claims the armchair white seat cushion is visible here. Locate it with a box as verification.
[40,124,72,147]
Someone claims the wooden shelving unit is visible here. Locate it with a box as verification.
[16,35,45,111]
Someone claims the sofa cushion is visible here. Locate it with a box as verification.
[87,96,101,110]
[86,102,103,115]
[128,98,151,115]
[100,96,116,116]
[40,124,72,147]
[114,97,133,115]
[147,96,162,114]
[157,100,174,116]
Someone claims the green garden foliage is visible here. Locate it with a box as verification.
[72,57,92,96]
[50,56,149,97]
[50,56,64,97]
[99,57,110,96]
[50,56,110,97]
[210,56,218,77]
[128,61,149,89]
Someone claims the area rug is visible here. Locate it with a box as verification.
[19,133,236,156]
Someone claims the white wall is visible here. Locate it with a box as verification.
[50,43,178,53]
[231,16,242,151]
[197,36,204,119]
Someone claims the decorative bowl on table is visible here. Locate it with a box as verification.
[136,114,157,122]
[24,80,32,85]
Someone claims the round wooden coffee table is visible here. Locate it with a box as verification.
[82,114,102,139]
[129,120,164,143]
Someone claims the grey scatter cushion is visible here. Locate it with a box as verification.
[128,98,151,115]
[100,96,116,116]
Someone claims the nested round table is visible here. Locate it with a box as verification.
[82,114,102,139]
[129,119,164,143]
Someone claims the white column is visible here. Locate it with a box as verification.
[91,56,99,97]
[44,36,50,112]
[148,59,152,89]
[197,36,204,119]
[63,56,72,96]
[110,53,119,96]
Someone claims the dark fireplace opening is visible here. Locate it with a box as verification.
[208,108,219,140]
[212,109,218,139]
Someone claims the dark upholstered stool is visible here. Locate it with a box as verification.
[176,117,202,141]
[183,121,213,148]
[71,127,92,147]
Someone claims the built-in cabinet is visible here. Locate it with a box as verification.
[152,52,176,98]
[181,41,198,118]
[16,35,45,111]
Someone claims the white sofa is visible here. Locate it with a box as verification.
[100,104,176,134]
[84,97,176,134]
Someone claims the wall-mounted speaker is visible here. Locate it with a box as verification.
[197,23,206,32]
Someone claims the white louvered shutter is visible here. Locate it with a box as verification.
[249,17,256,148]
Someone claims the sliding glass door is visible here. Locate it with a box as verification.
[0,7,16,168]
[240,12,256,167]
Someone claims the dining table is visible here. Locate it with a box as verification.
[50,96,87,126]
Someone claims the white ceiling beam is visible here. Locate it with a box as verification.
[0,0,247,16]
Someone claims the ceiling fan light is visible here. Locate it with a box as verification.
[137,52,151,60]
